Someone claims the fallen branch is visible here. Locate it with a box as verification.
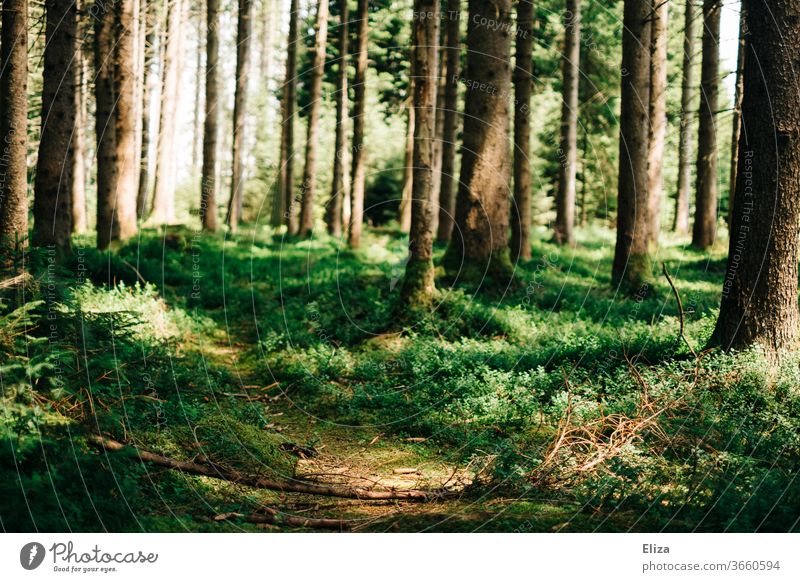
[0,272,32,290]
[662,262,698,358]
[214,510,351,531]
[89,435,451,501]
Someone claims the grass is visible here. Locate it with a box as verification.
[1,224,798,532]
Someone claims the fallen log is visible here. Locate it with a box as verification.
[214,511,351,531]
[89,435,451,501]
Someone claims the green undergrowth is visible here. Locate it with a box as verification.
[1,225,798,531]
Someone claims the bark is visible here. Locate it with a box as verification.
[137,0,158,219]
[399,93,414,233]
[298,0,330,238]
[692,0,721,250]
[400,0,439,307]
[510,0,534,261]
[72,0,89,234]
[727,5,746,225]
[348,0,369,248]
[227,0,254,234]
[201,0,220,231]
[673,0,695,234]
[280,0,299,233]
[94,0,138,250]
[646,0,668,250]
[429,22,446,237]
[191,3,204,173]
[553,0,579,248]
[33,0,78,254]
[89,435,449,501]
[436,0,461,242]
[712,0,800,359]
[0,0,29,256]
[150,0,186,225]
[325,0,350,237]
[444,0,514,285]
[611,0,651,289]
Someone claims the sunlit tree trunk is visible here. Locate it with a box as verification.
[401,0,439,307]
[553,0,579,248]
[399,88,414,233]
[298,0,330,237]
[150,0,187,225]
[436,0,461,242]
[136,0,157,219]
[227,0,254,234]
[326,0,349,237]
[646,0,668,250]
[0,0,29,257]
[692,0,721,250]
[348,0,369,248]
[511,0,534,261]
[191,2,204,174]
[712,0,800,360]
[201,0,220,232]
[279,0,299,232]
[95,0,139,250]
[611,0,651,288]
[33,0,77,255]
[444,0,513,285]
[72,0,89,234]
[673,0,695,235]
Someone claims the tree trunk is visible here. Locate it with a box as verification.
[33,0,77,254]
[400,0,439,306]
[298,0,330,238]
[0,0,29,257]
[348,0,369,248]
[325,0,349,237]
[436,0,461,242]
[429,22,446,237]
[712,0,800,360]
[553,0,579,248]
[646,0,668,250]
[673,0,695,235]
[399,93,414,233]
[150,0,186,226]
[72,8,88,235]
[611,0,651,289]
[280,0,299,233]
[95,0,138,250]
[201,0,220,232]
[510,0,534,261]
[727,4,746,226]
[191,3,204,174]
[692,0,720,250]
[227,0,254,234]
[137,0,158,219]
[444,0,513,285]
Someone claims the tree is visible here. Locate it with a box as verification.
[326,0,350,237]
[436,0,461,242]
[553,0,579,248]
[673,0,695,234]
[278,0,299,232]
[727,4,747,225]
[510,0,534,261]
[298,0,330,237]
[72,20,88,235]
[611,0,651,288]
[692,0,720,250]
[0,0,29,257]
[150,0,186,225]
[191,4,204,173]
[33,0,77,254]
[444,0,513,284]
[201,0,220,232]
[137,0,158,219]
[95,0,139,250]
[646,0,668,250]
[400,0,439,306]
[348,0,369,248]
[711,0,800,360]
[399,82,414,233]
[227,0,254,234]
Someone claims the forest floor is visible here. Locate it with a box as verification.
[3,224,799,532]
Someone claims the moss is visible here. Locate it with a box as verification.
[443,244,515,290]
[400,256,436,308]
